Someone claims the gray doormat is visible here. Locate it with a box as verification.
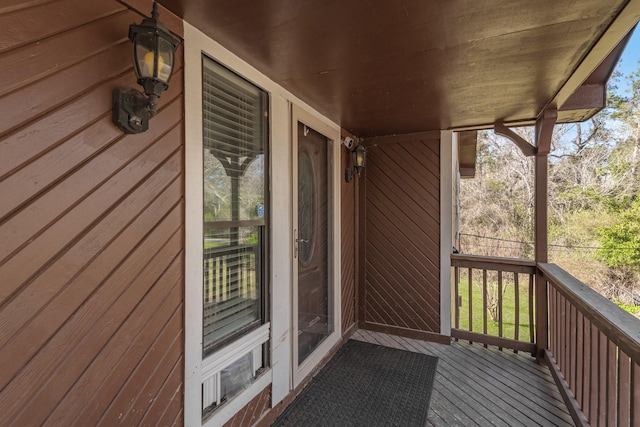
[272,339,438,427]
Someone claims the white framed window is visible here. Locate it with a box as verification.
[201,56,268,357]
[198,55,270,421]
[184,35,272,427]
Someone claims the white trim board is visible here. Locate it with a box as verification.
[440,130,453,336]
[290,104,342,388]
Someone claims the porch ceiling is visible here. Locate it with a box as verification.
[160,0,636,137]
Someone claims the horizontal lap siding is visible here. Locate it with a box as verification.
[363,138,441,334]
[0,1,185,425]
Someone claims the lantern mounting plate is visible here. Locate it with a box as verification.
[112,87,150,134]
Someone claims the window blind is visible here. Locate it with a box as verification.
[202,56,267,355]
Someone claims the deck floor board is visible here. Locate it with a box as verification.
[352,330,575,427]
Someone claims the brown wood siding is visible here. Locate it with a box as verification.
[341,145,356,333]
[0,1,185,425]
[223,386,271,427]
[361,136,441,336]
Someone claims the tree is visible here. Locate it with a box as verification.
[459,129,535,259]
[608,67,640,199]
[597,197,640,269]
[459,66,640,311]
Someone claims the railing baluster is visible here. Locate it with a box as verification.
[583,318,591,415]
[529,273,534,344]
[590,324,598,423]
[454,266,459,335]
[598,331,607,427]
[618,351,631,427]
[569,303,576,394]
[217,256,223,300]
[204,259,208,302]
[556,288,561,358]
[211,258,215,302]
[607,339,617,426]
[468,267,473,341]
[632,361,639,427]
[549,286,555,354]
[498,271,503,349]
[559,295,564,375]
[202,258,211,302]
[514,272,519,344]
[576,310,584,410]
[482,269,488,348]
[567,295,572,382]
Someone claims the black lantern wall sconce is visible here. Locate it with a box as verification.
[345,141,366,183]
[113,1,181,134]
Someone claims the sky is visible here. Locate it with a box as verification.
[611,26,640,97]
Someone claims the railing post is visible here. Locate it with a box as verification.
[534,109,555,360]
[535,271,548,359]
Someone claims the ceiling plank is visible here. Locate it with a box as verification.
[160,0,633,135]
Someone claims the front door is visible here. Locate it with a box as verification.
[292,106,340,385]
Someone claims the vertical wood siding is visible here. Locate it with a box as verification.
[341,145,356,333]
[362,137,441,336]
[0,1,185,425]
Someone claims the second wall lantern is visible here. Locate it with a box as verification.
[113,1,181,134]
[345,143,366,182]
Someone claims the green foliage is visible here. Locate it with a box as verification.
[597,198,640,269]
[616,301,640,315]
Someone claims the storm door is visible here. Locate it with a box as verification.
[291,106,339,385]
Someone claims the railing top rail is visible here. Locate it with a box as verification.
[539,262,640,363]
[451,253,536,266]
[451,253,536,273]
[204,219,265,230]
[204,243,257,257]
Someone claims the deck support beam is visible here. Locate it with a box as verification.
[534,108,556,360]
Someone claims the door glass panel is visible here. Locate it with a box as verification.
[297,122,332,364]
[298,151,315,264]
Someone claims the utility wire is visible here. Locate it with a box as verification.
[459,232,640,251]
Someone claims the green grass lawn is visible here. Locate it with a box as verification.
[456,275,534,343]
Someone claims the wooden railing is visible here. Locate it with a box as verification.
[539,263,639,427]
[203,243,258,304]
[451,254,537,353]
[203,242,260,355]
[451,254,640,426]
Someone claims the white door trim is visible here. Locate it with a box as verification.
[291,104,342,388]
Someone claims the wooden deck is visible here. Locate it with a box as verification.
[352,330,575,427]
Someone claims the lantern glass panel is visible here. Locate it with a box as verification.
[353,149,365,168]
[157,37,175,83]
[134,34,156,79]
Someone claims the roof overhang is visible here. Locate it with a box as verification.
[159,0,640,137]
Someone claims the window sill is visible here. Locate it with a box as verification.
[202,322,270,377]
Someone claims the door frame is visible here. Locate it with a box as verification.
[291,104,342,387]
